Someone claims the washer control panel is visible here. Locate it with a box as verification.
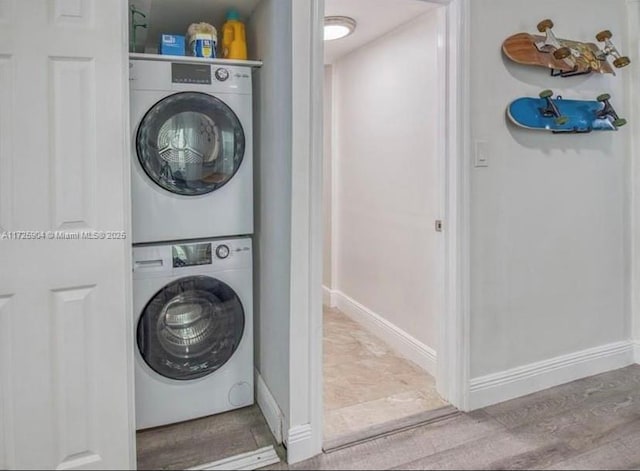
[172,242,212,268]
[133,238,252,277]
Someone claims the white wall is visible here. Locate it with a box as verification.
[249,1,323,461]
[469,0,631,380]
[331,11,442,351]
[248,0,292,433]
[323,65,333,289]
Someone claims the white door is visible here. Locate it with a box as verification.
[0,1,134,469]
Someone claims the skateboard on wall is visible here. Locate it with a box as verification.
[507,90,627,133]
[502,19,630,77]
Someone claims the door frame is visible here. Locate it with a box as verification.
[288,0,472,463]
[628,0,640,362]
[122,0,137,465]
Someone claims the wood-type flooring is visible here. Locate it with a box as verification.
[267,365,640,470]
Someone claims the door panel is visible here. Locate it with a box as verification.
[50,57,97,230]
[51,286,100,470]
[0,1,12,24]
[51,0,93,26]
[0,55,12,232]
[0,295,14,470]
[0,1,133,469]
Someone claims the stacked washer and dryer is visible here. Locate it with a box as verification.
[130,58,254,430]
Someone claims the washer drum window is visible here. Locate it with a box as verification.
[136,92,246,196]
[137,276,245,381]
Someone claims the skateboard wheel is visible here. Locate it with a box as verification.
[537,19,554,32]
[597,93,611,102]
[596,30,612,42]
[613,56,631,68]
[553,47,572,60]
[539,89,554,99]
[613,118,627,128]
[555,116,569,126]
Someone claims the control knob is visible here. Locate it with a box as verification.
[215,68,230,82]
[216,244,230,259]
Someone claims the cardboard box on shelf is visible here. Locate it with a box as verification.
[159,34,185,56]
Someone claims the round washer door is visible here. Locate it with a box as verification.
[137,276,245,381]
[136,91,245,196]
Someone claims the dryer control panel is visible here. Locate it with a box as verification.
[130,59,252,95]
[171,63,212,85]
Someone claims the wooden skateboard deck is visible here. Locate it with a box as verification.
[503,32,615,76]
[508,97,618,133]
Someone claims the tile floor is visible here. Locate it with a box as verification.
[323,307,448,443]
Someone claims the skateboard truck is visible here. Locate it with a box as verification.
[535,19,589,78]
[596,93,627,128]
[595,30,631,68]
[538,90,569,126]
[535,19,576,67]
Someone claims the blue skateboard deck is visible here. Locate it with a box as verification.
[508,96,617,133]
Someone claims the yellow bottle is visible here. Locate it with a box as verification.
[221,10,248,60]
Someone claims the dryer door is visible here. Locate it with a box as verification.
[136,91,245,196]
[137,275,245,381]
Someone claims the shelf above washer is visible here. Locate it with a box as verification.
[129,53,263,68]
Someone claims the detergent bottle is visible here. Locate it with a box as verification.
[221,9,248,60]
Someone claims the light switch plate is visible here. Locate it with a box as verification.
[475,140,489,168]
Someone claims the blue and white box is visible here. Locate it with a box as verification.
[159,34,185,56]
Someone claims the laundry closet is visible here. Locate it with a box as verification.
[128,0,296,468]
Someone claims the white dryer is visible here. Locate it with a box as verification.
[133,237,253,430]
[130,58,253,244]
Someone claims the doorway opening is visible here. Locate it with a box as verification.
[321,0,458,450]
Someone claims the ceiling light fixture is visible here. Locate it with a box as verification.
[324,16,357,41]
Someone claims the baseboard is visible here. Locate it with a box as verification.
[469,340,634,410]
[333,291,437,377]
[254,369,284,444]
[284,424,314,465]
[322,285,336,307]
[634,341,640,364]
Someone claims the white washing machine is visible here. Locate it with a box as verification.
[133,237,253,430]
[130,58,253,244]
